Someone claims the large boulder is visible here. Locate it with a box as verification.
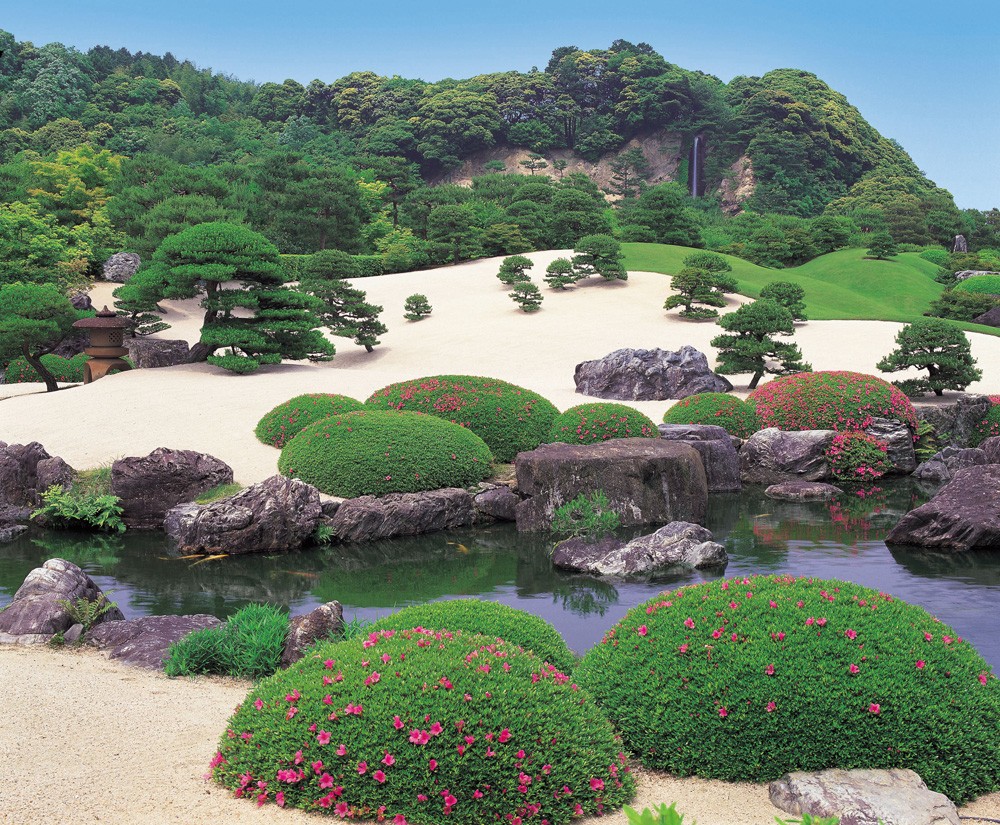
[886,464,1000,550]
[954,269,1000,281]
[972,306,1000,328]
[514,439,707,532]
[123,338,191,369]
[329,488,473,543]
[85,614,222,669]
[472,485,520,523]
[573,346,732,401]
[280,601,344,668]
[0,441,56,507]
[912,446,988,485]
[111,447,234,529]
[912,394,991,448]
[102,251,141,283]
[769,768,959,825]
[979,435,1000,464]
[552,522,727,578]
[739,428,835,485]
[164,475,322,555]
[35,456,74,493]
[658,423,741,492]
[0,558,124,643]
[864,417,916,475]
[765,481,843,501]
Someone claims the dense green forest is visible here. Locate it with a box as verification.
[0,29,997,290]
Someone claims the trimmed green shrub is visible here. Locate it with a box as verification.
[403,294,432,321]
[954,275,1000,295]
[509,281,543,312]
[4,353,89,384]
[576,575,1000,803]
[278,409,493,497]
[210,628,635,820]
[166,603,289,679]
[368,600,575,673]
[825,431,890,482]
[748,371,918,432]
[551,490,621,543]
[255,393,366,448]
[663,393,761,439]
[365,375,559,463]
[549,403,657,444]
[352,255,386,278]
[919,248,951,266]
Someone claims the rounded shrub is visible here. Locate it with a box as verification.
[365,375,559,463]
[255,393,366,448]
[278,410,493,497]
[748,371,918,432]
[576,575,1000,803]
[825,431,891,482]
[662,392,761,439]
[4,353,89,383]
[954,275,1000,295]
[549,403,657,444]
[367,600,575,673]
[211,628,635,821]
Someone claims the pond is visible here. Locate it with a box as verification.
[2,480,999,669]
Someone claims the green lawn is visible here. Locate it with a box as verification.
[623,243,1000,337]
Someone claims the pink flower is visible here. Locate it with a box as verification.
[849,663,860,675]
[393,715,404,729]
[276,791,285,807]
[393,816,408,825]
[374,770,387,783]
[869,703,881,714]
[765,663,775,676]
[428,759,438,771]
[382,753,395,766]
[980,673,989,685]
[409,729,429,745]
[498,728,511,743]
[678,643,689,653]
[683,617,695,629]
[718,707,728,718]
[336,744,347,756]
[637,625,648,636]
[253,699,264,710]
[430,722,444,736]
[845,629,857,640]
[317,730,331,745]
[444,793,458,807]
[924,632,933,642]
[357,761,368,774]
[766,702,777,713]
[916,660,926,670]
[319,773,334,789]
[589,778,604,791]
[335,801,349,816]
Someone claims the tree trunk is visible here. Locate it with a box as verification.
[186,342,215,363]
[748,370,764,390]
[22,346,59,393]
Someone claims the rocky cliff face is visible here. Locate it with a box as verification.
[719,155,756,214]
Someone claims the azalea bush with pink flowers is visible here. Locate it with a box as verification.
[255,393,366,448]
[549,403,658,444]
[212,628,634,822]
[576,575,1000,803]
[971,397,1000,445]
[824,431,891,482]
[748,371,918,433]
[364,375,558,463]
[662,392,761,439]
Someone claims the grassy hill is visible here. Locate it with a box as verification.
[623,244,1000,336]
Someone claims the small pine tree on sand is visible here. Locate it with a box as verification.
[711,299,811,389]
[876,318,982,397]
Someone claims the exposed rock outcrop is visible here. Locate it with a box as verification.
[102,252,141,283]
[574,346,732,401]
[329,488,474,543]
[912,394,991,449]
[739,429,835,485]
[85,614,222,669]
[514,439,707,532]
[0,441,59,507]
[912,446,988,485]
[864,417,915,475]
[472,485,519,523]
[765,481,843,501]
[718,154,756,214]
[280,601,344,668]
[658,423,741,492]
[123,338,191,369]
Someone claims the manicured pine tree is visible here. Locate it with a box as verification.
[544,257,580,289]
[759,281,808,321]
[876,318,982,396]
[0,282,83,392]
[572,234,627,281]
[403,294,432,321]
[298,250,387,353]
[867,231,899,260]
[711,299,811,389]
[664,252,737,319]
[509,281,543,312]
[497,255,534,286]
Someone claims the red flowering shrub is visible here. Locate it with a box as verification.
[748,371,918,432]
[971,398,1000,445]
[365,375,558,463]
[212,628,635,822]
[255,393,365,448]
[549,403,657,444]
[278,410,492,497]
[662,393,761,439]
[825,431,891,482]
[576,576,1000,803]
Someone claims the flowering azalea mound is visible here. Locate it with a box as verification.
[548,403,658,445]
[212,628,634,822]
[255,393,365,448]
[576,576,1000,804]
[662,392,761,439]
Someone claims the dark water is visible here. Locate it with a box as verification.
[2,481,999,668]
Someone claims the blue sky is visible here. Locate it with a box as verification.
[5,0,998,209]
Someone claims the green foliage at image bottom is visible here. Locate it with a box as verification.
[31,484,125,533]
[165,603,289,679]
[367,599,575,673]
[211,628,634,821]
[576,575,1000,803]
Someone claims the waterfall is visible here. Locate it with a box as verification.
[689,135,701,197]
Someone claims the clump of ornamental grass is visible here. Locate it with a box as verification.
[278,409,493,497]
[825,431,891,482]
[575,575,1000,803]
[662,393,761,439]
[255,393,366,448]
[365,375,558,462]
[549,403,658,444]
[211,628,635,822]
[367,600,575,674]
[748,371,918,432]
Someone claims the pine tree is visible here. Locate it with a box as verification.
[497,255,534,286]
[876,318,982,396]
[403,294,432,321]
[759,281,808,321]
[663,252,736,319]
[711,299,811,389]
[509,282,543,312]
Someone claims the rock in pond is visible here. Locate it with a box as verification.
[864,417,916,475]
[573,345,732,401]
[912,394,991,449]
[280,601,344,668]
[472,484,520,523]
[658,423,741,493]
[329,488,474,543]
[740,428,835,485]
[765,481,844,501]
[912,446,988,485]
[85,614,222,669]
[0,441,63,507]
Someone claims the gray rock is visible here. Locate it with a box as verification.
[123,338,191,369]
[769,768,959,825]
[473,485,520,522]
[164,475,322,555]
[111,447,234,529]
[765,481,844,501]
[574,346,732,401]
[739,428,835,485]
[952,235,967,253]
[330,488,473,543]
[912,394,991,448]
[320,498,342,518]
[0,442,54,507]
[69,292,93,310]
[912,446,987,485]
[280,601,344,668]
[0,523,28,543]
[102,252,141,283]
[35,456,75,494]
[658,423,741,492]
[0,558,124,641]
[62,623,84,643]
[972,306,1000,328]
[552,521,727,578]
[953,269,999,281]
[979,435,1000,464]
[514,439,707,532]
[864,417,915,474]
[50,330,90,359]
[86,614,222,669]
[886,464,1000,550]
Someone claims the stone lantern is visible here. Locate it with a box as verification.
[72,306,133,384]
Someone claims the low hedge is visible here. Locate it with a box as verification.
[211,628,635,821]
[255,393,366,448]
[748,371,918,432]
[576,575,999,803]
[548,403,657,444]
[662,393,761,439]
[365,375,558,463]
[278,409,493,497]
[367,600,575,673]
[4,353,89,383]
